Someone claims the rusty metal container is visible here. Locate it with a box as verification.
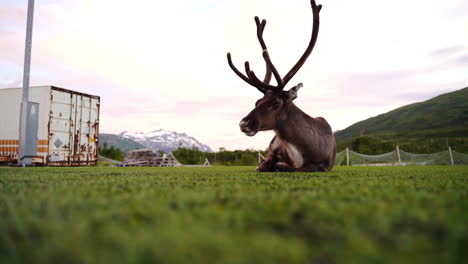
[0,85,100,166]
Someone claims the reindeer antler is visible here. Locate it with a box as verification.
[227,0,322,93]
[254,17,272,85]
[282,1,322,88]
[227,15,278,93]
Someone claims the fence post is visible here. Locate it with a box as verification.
[448,146,454,166]
[258,151,265,163]
[396,145,401,165]
[346,147,350,166]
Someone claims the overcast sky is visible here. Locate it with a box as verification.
[1,0,467,150]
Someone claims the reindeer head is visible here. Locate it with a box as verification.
[227,0,322,137]
[238,84,303,136]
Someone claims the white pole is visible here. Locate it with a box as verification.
[448,146,454,166]
[396,145,401,165]
[258,151,266,163]
[346,147,350,166]
[18,0,35,165]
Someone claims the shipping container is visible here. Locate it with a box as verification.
[0,85,100,166]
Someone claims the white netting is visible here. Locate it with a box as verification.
[348,150,399,166]
[453,151,468,165]
[333,148,468,166]
[334,151,346,166]
[399,150,451,165]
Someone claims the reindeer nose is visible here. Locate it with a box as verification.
[239,119,249,129]
[239,118,257,132]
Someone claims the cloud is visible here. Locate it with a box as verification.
[394,89,455,102]
[454,54,468,65]
[430,46,465,57]
[429,46,468,67]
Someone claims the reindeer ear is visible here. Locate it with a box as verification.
[287,83,303,101]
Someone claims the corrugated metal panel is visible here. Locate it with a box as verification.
[0,85,100,166]
[49,88,73,163]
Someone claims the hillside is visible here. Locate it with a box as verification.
[335,87,468,139]
[99,133,146,152]
[334,87,468,154]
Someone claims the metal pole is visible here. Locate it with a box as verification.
[258,151,265,163]
[396,145,401,165]
[18,0,35,165]
[448,146,454,166]
[346,147,350,166]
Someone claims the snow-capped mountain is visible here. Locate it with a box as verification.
[119,129,213,153]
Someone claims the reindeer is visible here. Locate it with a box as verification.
[227,0,336,172]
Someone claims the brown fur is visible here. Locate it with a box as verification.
[240,92,336,172]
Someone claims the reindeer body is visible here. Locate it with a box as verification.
[227,0,336,172]
[258,103,336,172]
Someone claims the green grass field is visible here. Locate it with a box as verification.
[1,166,467,264]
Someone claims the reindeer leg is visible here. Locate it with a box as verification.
[257,137,281,172]
[274,162,296,172]
[274,162,329,172]
[296,163,328,172]
[256,154,277,172]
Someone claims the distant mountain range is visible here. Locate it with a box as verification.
[100,129,213,153]
[335,87,468,139]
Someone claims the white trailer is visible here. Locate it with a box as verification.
[0,85,100,166]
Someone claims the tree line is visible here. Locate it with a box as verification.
[172,147,267,166]
[99,142,124,161]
